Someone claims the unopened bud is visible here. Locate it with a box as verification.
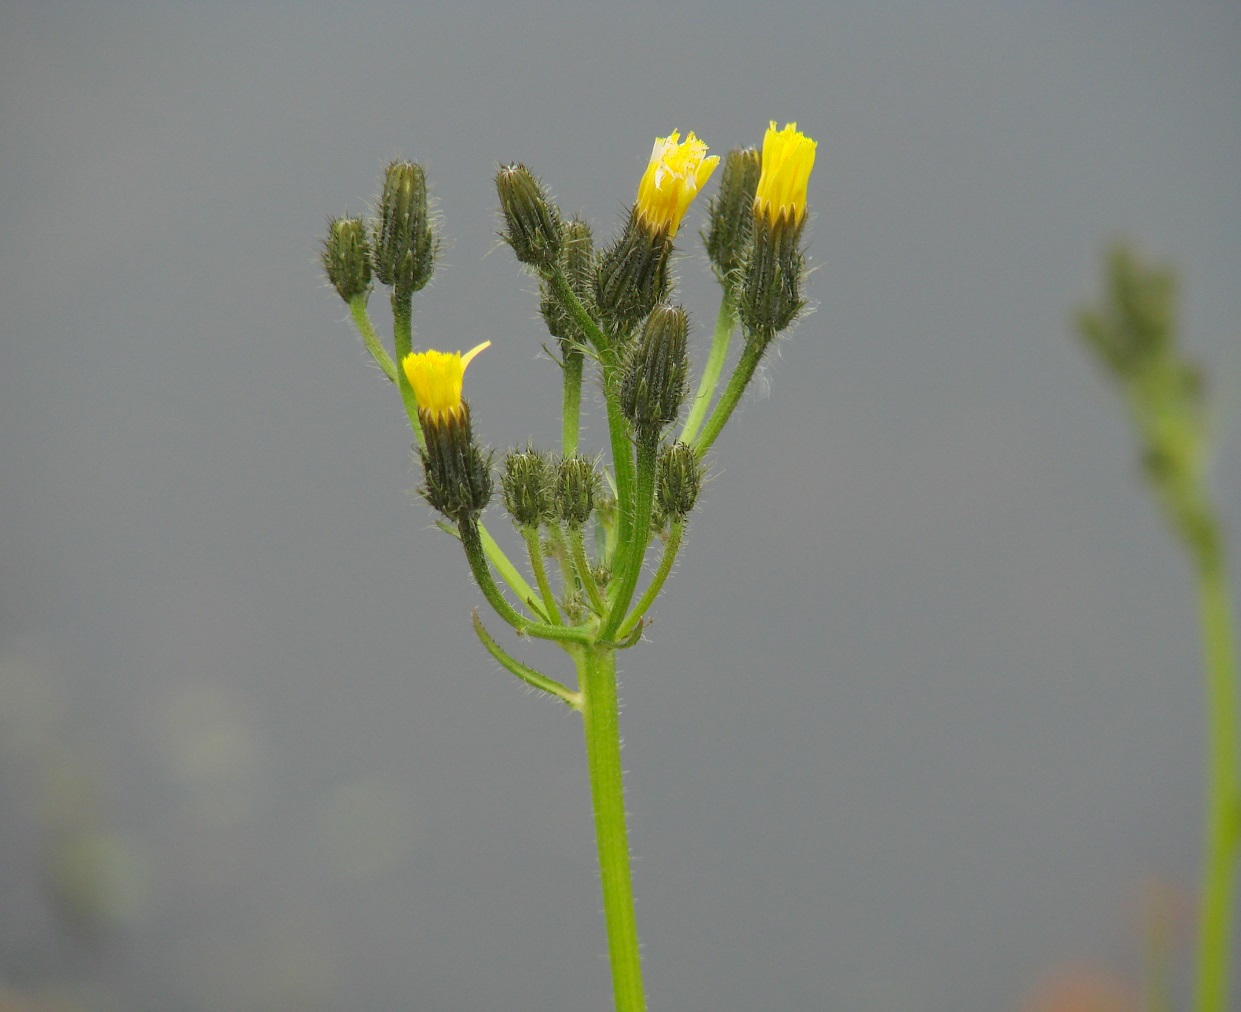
[373,160,435,295]
[656,441,703,519]
[322,216,372,302]
[705,147,760,281]
[620,305,690,439]
[496,163,563,272]
[501,447,555,528]
[540,217,596,353]
[555,454,598,528]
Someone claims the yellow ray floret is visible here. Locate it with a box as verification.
[754,122,817,225]
[636,130,721,238]
[402,341,491,426]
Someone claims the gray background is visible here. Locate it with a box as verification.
[2,2,1239,1009]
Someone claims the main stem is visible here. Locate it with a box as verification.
[578,644,645,1012]
[1196,548,1239,1012]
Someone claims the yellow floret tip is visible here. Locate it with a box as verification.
[635,130,721,238]
[402,341,491,426]
[754,121,817,225]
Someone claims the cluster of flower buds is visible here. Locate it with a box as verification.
[323,119,814,653]
[501,448,602,530]
[322,160,438,305]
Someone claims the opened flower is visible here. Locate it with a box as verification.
[635,130,720,238]
[403,341,491,427]
[754,122,817,226]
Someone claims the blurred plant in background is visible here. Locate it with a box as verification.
[0,647,145,1010]
[1076,244,1239,1012]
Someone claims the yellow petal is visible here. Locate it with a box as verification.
[635,130,720,237]
[754,121,817,224]
[402,341,491,426]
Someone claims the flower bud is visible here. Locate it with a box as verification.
[540,217,596,353]
[373,160,435,295]
[404,343,492,522]
[737,123,817,343]
[705,147,760,282]
[656,441,703,519]
[322,216,372,302]
[496,163,563,272]
[501,447,555,528]
[620,305,690,439]
[555,454,599,528]
[595,130,719,335]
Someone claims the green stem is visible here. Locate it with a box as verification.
[602,356,636,564]
[693,336,766,459]
[601,437,657,642]
[349,294,398,382]
[523,526,562,625]
[544,524,576,600]
[391,292,425,451]
[569,525,607,616]
[615,520,684,642]
[439,521,549,623]
[459,519,593,646]
[577,645,646,1011]
[472,610,580,709]
[680,294,735,445]
[1196,544,1239,1012]
[549,267,609,354]
[563,349,584,456]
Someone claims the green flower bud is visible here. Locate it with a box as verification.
[704,147,760,282]
[540,217,596,354]
[501,447,555,528]
[419,405,492,523]
[594,209,672,336]
[496,163,563,272]
[656,441,703,519]
[373,160,435,295]
[555,454,598,528]
[620,305,690,439]
[322,216,372,302]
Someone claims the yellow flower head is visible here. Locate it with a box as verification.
[635,130,720,238]
[754,122,817,225]
[402,341,491,426]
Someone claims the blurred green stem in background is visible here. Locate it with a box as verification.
[1076,243,1239,1012]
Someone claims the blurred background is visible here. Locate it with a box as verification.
[2,3,1239,1009]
